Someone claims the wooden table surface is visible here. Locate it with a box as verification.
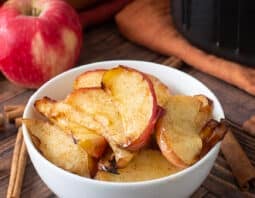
[1,22,255,198]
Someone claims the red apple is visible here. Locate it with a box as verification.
[0,0,82,88]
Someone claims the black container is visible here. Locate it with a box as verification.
[171,0,255,67]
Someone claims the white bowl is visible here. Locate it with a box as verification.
[23,60,224,198]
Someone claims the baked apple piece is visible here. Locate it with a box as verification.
[65,88,126,145]
[156,95,213,168]
[73,68,172,107]
[97,147,135,172]
[95,149,182,182]
[35,97,107,158]
[110,143,135,168]
[148,75,172,106]
[73,69,106,89]
[102,66,158,150]
[65,88,135,167]
[35,96,134,166]
[23,119,91,177]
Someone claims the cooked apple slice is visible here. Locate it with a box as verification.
[95,149,182,182]
[23,119,91,177]
[77,133,107,159]
[110,143,135,168]
[35,93,134,167]
[98,144,135,170]
[148,75,172,106]
[102,66,158,150]
[65,88,126,145]
[156,95,213,168]
[194,94,213,130]
[73,69,171,108]
[73,69,106,89]
[35,97,107,158]
[35,97,102,132]
[60,120,107,159]
[65,88,135,167]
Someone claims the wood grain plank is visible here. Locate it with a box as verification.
[0,81,27,103]
[0,90,34,110]
[203,174,255,198]
[215,154,231,169]
[211,163,236,184]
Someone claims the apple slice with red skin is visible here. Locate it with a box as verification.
[102,66,158,150]
[35,91,135,168]
[156,95,213,168]
[65,88,136,167]
[147,75,172,106]
[73,67,159,150]
[65,88,126,145]
[73,67,169,151]
[73,69,172,107]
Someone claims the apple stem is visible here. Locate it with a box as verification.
[79,0,132,27]
[31,8,41,16]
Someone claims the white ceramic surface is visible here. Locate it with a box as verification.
[23,60,224,198]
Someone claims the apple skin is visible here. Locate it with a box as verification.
[102,66,158,151]
[0,0,82,88]
[155,124,188,168]
[122,66,158,151]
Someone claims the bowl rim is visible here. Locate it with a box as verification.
[22,60,224,186]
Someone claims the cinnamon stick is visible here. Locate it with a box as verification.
[6,128,27,198]
[0,113,4,126]
[15,117,22,128]
[221,130,255,190]
[4,105,25,123]
[3,105,23,112]
[243,115,255,136]
[115,0,255,96]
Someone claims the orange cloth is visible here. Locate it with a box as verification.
[115,0,255,96]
